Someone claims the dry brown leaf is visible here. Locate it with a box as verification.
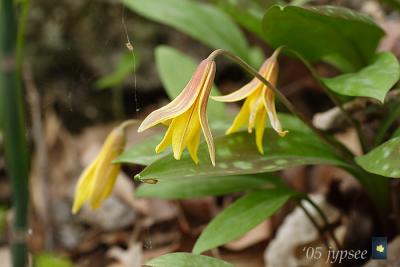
[107,242,143,267]
[225,221,271,251]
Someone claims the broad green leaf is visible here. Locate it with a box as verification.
[120,0,256,65]
[116,113,312,166]
[133,129,346,182]
[146,253,234,267]
[356,136,400,178]
[136,173,282,199]
[155,46,226,119]
[35,253,75,267]
[117,134,166,166]
[217,0,265,39]
[193,188,294,254]
[322,52,400,102]
[262,5,385,72]
[96,52,137,89]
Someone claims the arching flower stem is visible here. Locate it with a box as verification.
[207,49,355,164]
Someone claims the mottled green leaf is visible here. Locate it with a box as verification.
[356,136,400,178]
[136,173,282,199]
[193,188,294,254]
[322,52,400,102]
[96,52,137,89]
[155,46,226,119]
[116,113,310,166]
[133,129,346,182]
[262,5,385,72]
[117,134,166,166]
[146,253,234,267]
[120,0,257,64]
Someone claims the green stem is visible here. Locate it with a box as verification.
[16,0,31,72]
[119,119,138,130]
[208,49,355,164]
[298,202,330,249]
[112,85,125,119]
[304,196,341,250]
[290,51,369,153]
[0,0,29,266]
[374,102,400,146]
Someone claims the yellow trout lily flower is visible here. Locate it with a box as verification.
[212,49,288,154]
[72,120,135,214]
[138,59,216,166]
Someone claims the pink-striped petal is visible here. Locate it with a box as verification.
[211,79,260,102]
[199,61,216,166]
[211,58,272,102]
[138,60,213,132]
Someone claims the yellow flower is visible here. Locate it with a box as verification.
[138,59,216,165]
[212,49,287,154]
[72,121,134,214]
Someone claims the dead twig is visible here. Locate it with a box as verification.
[24,63,54,250]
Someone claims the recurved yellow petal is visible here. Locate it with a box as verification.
[211,79,259,102]
[264,89,288,137]
[211,59,272,103]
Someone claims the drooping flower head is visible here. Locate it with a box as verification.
[213,49,288,154]
[72,120,135,214]
[138,59,216,165]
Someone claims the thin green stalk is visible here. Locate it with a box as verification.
[0,0,29,266]
[16,0,31,72]
[304,196,341,250]
[290,51,369,153]
[374,102,400,146]
[208,49,355,164]
[112,85,125,119]
[298,203,330,249]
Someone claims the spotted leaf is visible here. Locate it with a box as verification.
[132,129,347,182]
[322,52,400,103]
[356,136,400,178]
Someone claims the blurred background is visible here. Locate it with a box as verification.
[0,0,400,266]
